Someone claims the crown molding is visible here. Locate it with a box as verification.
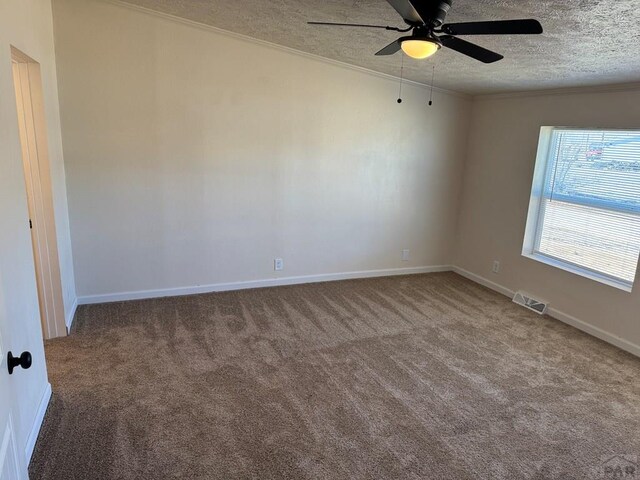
[474,81,640,101]
[101,0,470,99]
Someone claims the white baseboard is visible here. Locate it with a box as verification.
[546,307,640,358]
[452,266,640,358]
[25,382,51,464]
[78,265,453,305]
[452,266,515,298]
[65,297,78,332]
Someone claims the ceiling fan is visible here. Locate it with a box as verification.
[308,0,543,64]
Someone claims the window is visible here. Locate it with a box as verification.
[523,127,640,291]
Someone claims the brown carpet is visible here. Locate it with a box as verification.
[30,273,640,479]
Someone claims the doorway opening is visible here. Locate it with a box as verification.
[11,46,66,340]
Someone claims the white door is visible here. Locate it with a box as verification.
[0,49,38,480]
[0,308,28,480]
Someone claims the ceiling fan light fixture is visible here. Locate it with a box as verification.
[401,39,440,59]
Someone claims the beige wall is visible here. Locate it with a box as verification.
[53,0,472,300]
[52,1,640,355]
[456,87,640,351]
[0,0,75,460]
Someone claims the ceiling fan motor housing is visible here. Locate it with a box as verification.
[421,0,452,28]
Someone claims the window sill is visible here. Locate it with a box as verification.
[522,252,634,293]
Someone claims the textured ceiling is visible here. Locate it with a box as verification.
[118,0,640,95]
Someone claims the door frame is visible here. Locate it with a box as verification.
[11,46,66,340]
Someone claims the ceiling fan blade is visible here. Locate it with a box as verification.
[385,0,424,24]
[375,40,402,56]
[440,36,503,63]
[308,21,396,30]
[441,19,543,36]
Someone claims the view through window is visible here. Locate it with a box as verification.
[524,128,640,290]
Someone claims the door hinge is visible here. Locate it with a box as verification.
[29,219,33,229]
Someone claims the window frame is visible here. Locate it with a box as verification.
[522,126,640,292]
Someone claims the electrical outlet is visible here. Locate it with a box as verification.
[274,258,284,271]
[492,260,500,274]
[402,249,410,262]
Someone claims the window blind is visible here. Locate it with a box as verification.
[534,129,640,286]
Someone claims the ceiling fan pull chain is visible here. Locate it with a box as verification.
[397,53,405,104]
[429,65,435,106]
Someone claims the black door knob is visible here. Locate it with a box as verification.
[7,351,32,375]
